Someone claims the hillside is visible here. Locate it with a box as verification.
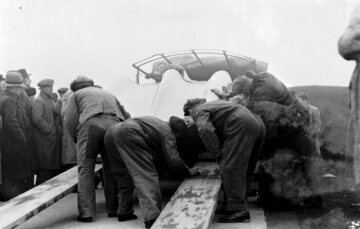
[291,86,350,157]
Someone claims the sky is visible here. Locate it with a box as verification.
[1,0,360,91]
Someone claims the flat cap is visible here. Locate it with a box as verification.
[57,87,69,94]
[37,79,54,88]
[70,75,94,92]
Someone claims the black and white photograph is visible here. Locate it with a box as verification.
[1,0,360,228]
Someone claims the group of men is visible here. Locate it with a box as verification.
[0,67,321,229]
[0,69,74,201]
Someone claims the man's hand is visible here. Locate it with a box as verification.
[189,168,201,177]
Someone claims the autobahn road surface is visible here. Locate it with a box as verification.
[3,187,360,229]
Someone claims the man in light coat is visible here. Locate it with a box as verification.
[64,75,130,222]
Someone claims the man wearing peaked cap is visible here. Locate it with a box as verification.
[70,75,94,92]
[57,87,68,94]
[57,87,68,100]
[32,78,62,185]
[0,70,33,200]
[37,79,54,88]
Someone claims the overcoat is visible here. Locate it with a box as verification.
[32,91,61,170]
[0,91,32,178]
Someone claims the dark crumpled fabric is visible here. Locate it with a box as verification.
[249,72,294,106]
[250,100,313,159]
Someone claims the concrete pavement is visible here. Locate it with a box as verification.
[15,188,267,229]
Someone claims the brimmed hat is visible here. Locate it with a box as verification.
[37,79,54,88]
[57,87,69,94]
[17,69,31,79]
[183,98,206,116]
[70,75,94,92]
[5,70,25,88]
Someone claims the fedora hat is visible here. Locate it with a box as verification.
[5,70,25,87]
[17,69,31,79]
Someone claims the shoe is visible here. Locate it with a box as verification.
[218,210,250,223]
[108,213,117,218]
[144,219,157,229]
[350,203,360,210]
[215,207,228,215]
[77,216,93,223]
[117,213,138,221]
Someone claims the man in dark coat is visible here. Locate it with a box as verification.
[183,99,265,223]
[104,116,199,229]
[64,76,130,222]
[0,71,33,200]
[32,79,61,184]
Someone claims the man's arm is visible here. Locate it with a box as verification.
[32,99,52,135]
[63,94,79,142]
[192,110,222,158]
[4,100,26,142]
[116,98,131,120]
[160,129,190,176]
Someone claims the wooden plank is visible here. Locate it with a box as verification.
[0,164,102,229]
[152,162,221,229]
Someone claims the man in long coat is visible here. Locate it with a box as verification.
[0,71,33,200]
[60,89,77,167]
[338,4,360,206]
[32,79,61,184]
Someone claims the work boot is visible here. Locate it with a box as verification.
[117,213,138,222]
[107,213,117,218]
[77,216,93,223]
[218,210,250,223]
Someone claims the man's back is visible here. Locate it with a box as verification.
[74,87,126,126]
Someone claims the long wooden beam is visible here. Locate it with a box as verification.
[0,164,102,229]
[151,162,221,229]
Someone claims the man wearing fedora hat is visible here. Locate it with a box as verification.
[17,69,32,88]
[0,71,33,200]
[64,75,130,222]
[32,79,62,185]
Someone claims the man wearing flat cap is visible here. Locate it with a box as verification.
[64,75,131,222]
[0,71,33,200]
[32,79,62,185]
[57,87,68,100]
